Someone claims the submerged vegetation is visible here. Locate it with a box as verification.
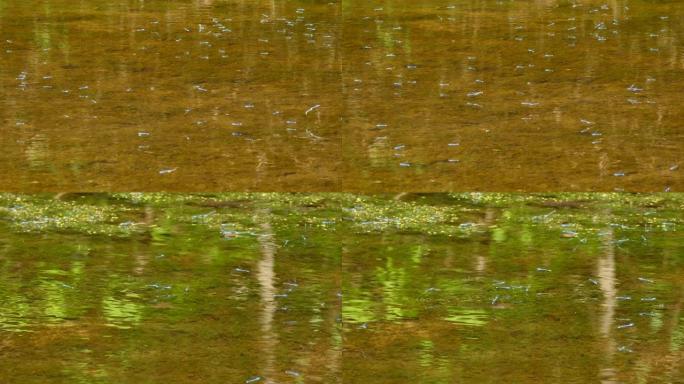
[1,193,682,236]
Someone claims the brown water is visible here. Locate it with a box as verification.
[0,193,682,383]
[1,0,682,191]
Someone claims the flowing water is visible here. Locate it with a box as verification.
[1,0,683,191]
[0,193,682,383]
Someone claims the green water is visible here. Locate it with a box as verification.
[0,193,682,382]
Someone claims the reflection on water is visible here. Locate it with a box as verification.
[0,193,342,383]
[598,225,618,382]
[340,193,684,383]
[1,0,683,191]
[0,193,682,382]
[443,308,488,326]
[255,214,278,383]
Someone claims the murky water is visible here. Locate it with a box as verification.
[0,193,682,382]
[1,0,683,191]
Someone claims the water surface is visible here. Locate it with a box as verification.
[0,193,342,383]
[1,0,683,191]
[0,193,682,382]
[342,193,684,383]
